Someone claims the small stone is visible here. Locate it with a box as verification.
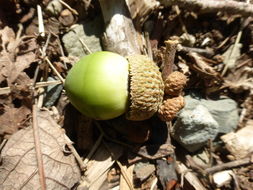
[43,77,63,107]
[201,97,239,133]
[62,16,103,58]
[45,0,63,16]
[134,162,156,182]
[213,170,233,187]
[184,94,239,134]
[172,105,219,152]
[59,9,75,26]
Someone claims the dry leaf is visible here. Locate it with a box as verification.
[0,26,36,85]
[222,43,242,71]
[125,0,158,26]
[188,52,219,78]
[224,65,253,93]
[0,26,16,51]
[79,142,123,190]
[0,109,81,189]
[0,105,30,138]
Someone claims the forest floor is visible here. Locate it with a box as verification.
[0,0,253,190]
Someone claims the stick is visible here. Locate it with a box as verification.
[44,56,65,84]
[83,134,103,166]
[64,135,86,171]
[39,48,65,83]
[37,5,45,37]
[99,0,141,56]
[32,104,47,190]
[159,0,253,17]
[0,80,62,95]
[204,157,252,174]
[162,40,178,81]
[176,162,207,190]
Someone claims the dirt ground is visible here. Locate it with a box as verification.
[0,0,253,189]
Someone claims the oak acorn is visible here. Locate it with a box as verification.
[64,51,164,120]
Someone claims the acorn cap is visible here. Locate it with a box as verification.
[164,71,187,96]
[126,55,164,121]
[158,96,185,122]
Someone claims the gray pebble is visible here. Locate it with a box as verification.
[172,105,219,152]
[62,16,103,58]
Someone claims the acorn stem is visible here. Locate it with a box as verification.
[162,40,178,81]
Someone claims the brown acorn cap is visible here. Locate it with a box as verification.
[126,55,164,121]
[164,71,187,96]
[158,96,185,122]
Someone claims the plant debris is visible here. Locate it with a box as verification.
[0,109,81,189]
[0,0,253,189]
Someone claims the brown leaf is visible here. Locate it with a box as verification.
[0,105,30,138]
[0,26,16,52]
[0,109,81,189]
[0,26,37,85]
[188,52,220,78]
[8,51,36,85]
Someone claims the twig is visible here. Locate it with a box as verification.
[44,56,65,84]
[176,162,207,190]
[16,24,23,40]
[0,80,62,95]
[64,135,86,171]
[178,45,215,58]
[204,156,252,174]
[221,29,242,76]
[159,0,253,17]
[174,5,188,34]
[39,47,65,83]
[77,35,92,54]
[207,139,214,168]
[150,177,158,190]
[32,104,46,190]
[0,139,8,152]
[42,33,51,54]
[36,4,48,107]
[83,134,103,166]
[59,0,78,15]
[56,35,68,69]
[37,5,45,37]
[162,40,178,81]
[144,31,153,60]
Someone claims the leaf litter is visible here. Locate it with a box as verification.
[0,0,253,190]
[0,109,81,189]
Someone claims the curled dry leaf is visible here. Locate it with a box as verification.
[0,109,81,189]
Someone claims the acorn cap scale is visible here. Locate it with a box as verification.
[126,55,164,121]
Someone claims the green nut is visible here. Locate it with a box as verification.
[64,51,129,120]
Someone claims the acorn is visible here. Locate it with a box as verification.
[64,51,164,121]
